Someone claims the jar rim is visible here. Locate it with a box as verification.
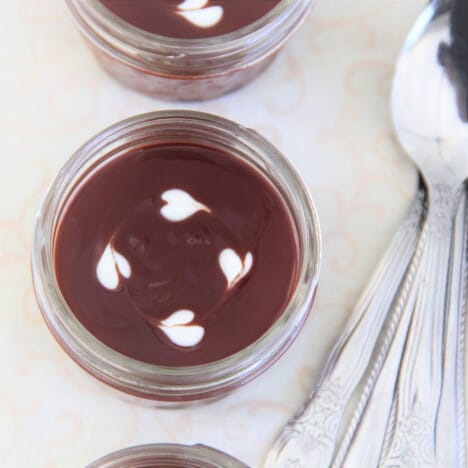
[32,110,321,401]
[88,443,248,468]
[65,0,314,75]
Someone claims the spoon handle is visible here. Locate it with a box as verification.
[265,189,424,468]
[435,191,467,468]
[377,186,461,467]
[333,185,463,467]
[331,266,421,468]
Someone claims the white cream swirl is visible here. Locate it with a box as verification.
[177,0,223,28]
[219,249,253,289]
[96,243,132,290]
[160,189,211,222]
[158,310,205,347]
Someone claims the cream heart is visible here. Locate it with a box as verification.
[158,309,205,347]
[177,0,209,11]
[177,6,223,29]
[219,249,253,289]
[160,189,210,222]
[161,309,195,327]
[96,243,131,290]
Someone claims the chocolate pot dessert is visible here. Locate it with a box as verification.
[54,143,299,366]
[66,0,312,100]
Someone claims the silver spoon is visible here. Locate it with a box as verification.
[267,0,468,465]
[379,1,467,464]
[333,0,468,465]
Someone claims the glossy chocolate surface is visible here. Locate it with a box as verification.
[99,0,282,39]
[54,144,298,366]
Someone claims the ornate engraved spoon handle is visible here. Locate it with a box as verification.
[377,184,461,468]
[265,189,425,468]
[331,211,426,468]
[334,186,465,468]
[332,278,420,468]
[435,192,467,468]
[456,194,467,467]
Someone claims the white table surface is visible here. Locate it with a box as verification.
[0,0,426,466]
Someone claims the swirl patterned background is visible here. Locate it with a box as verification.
[0,0,426,466]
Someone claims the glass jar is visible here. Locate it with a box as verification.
[88,444,248,468]
[32,110,321,403]
[64,0,314,100]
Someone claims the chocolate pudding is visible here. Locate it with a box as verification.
[99,0,282,39]
[54,143,299,366]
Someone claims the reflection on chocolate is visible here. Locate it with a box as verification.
[54,144,299,366]
[99,0,282,39]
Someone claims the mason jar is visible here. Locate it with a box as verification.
[32,110,321,403]
[65,0,314,100]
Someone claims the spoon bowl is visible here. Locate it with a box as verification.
[392,0,468,187]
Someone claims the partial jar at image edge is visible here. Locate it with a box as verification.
[31,111,321,404]
[64,0,314,100]
[87,444,249,468]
